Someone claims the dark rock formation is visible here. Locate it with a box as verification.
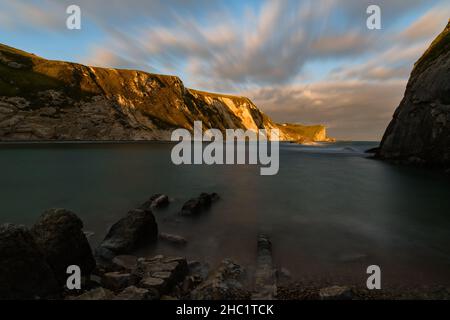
[31,208,95,285]
[98,209,158,255]
[378,21,450,166]
[190,259,250,300]
[140,194,170,210]
[180,193,219,216]
[0,224,59,299]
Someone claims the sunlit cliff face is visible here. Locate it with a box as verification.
[1,0,450,140]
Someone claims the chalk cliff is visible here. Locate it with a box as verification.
[0,43,332,142]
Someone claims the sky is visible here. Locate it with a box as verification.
[1,0,449,140]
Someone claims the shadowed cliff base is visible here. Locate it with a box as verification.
[377,20,450,168]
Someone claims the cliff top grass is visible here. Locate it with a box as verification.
[413,19,450,75]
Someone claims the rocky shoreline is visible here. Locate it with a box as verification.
[1,192,449,300]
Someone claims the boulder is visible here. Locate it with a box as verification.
[190,259,250,300]
[140,194,170,210]
[31,208,96,285]
[99,209,158,255]
[0,224,60,299]
[180,193,219,216]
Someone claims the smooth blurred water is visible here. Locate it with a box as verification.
[1,141,449,287]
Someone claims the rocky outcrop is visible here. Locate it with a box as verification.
[139,194,169,210]
[180,193,219,216]
[31,208,96,284]
[0,224,59,299]
[190,259,250,300]
[378,21,450,166]
[98,209,158,256]
[0,43,332,143]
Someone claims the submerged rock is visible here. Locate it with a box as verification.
[114,286,159,300]
[0,224,59,299]
[98,209,158,256]
[252,234,277,300]
[30,208,96,285]
[159,232,187,246]
[180,193,219,216]
[140,194,170,210]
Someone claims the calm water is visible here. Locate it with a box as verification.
[1,141,450,287]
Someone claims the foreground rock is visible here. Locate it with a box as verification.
[378,21,450,167]
[180,193,219,216]
[31,208,95,284]
[252,234,277,300]
[98,209,158,257]
[134,256,188,294]
[191,259,250,300]
[0,224,59,299]
[159,232,187,246]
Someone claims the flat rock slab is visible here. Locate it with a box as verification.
[114,286,158,300]
[134,256,188,295]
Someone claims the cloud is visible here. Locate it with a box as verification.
[398,5,450,42]
[246,80,407,140]
[0,0,63,31]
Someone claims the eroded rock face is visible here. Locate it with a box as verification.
[378,21,450,166]
[0,43,332,143]
[0,224,59,299]
[31,208,96,285]
[99,209,158,255]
